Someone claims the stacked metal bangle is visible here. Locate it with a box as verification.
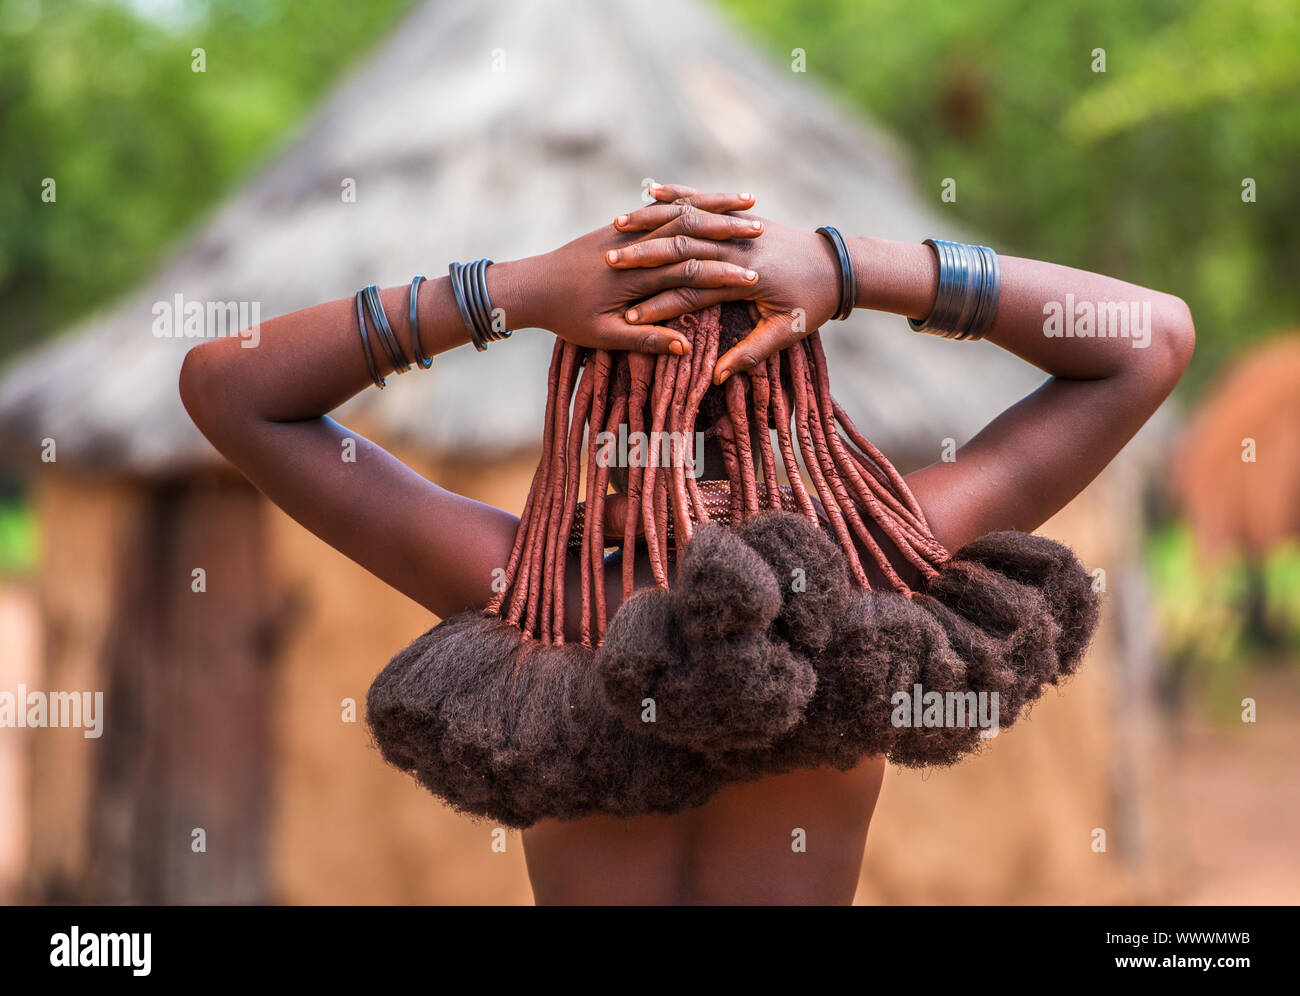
[354,278,435,389]
[449,258,510,351]
[355,289,385,389]
[363,285,409,374]
[815,225,856,321]
[408,275,433,369]
[908,238,1001,341]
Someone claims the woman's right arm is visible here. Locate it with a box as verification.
[179,195,764,617]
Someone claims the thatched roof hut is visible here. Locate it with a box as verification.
[1172,334,1300,560]
[0,0,1041,472]
[0,0,1171,904]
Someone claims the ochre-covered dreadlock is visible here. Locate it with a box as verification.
[484,302,952,633]
[367,303,1100,828]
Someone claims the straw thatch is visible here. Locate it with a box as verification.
[0,0,1042,475]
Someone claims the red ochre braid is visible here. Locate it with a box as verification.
[486,305,949,644]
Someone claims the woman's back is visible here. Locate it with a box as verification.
[523,757,885,904]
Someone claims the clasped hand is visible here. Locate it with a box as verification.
[519,183,843,385]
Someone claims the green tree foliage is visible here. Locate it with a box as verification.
[1,0,1294,392]
[720,0,1300,393]
[0,0,412,362]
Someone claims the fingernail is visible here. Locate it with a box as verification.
[715,367,731,385]
[606,249,620,263]
[650,182,662,191]
[626,308,640,322]
[669,340,685,355]
[739,192,751,200]
[745,269,758,281]
[751,220,762,230]
[615,214,628,227]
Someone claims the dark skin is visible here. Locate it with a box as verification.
[180,183,1194,905]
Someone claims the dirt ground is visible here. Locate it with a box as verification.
[1163,667,1300,905]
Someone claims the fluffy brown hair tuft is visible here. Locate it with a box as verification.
[365,304,1101,827]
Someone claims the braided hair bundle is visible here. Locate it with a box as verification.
[366,302,1099,828]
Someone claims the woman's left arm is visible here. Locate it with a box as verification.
[613,187,1195,548]
[843,238,1194,546]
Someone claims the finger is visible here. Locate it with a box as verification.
[607,235,725,268]
[662,189,758,216]
[614,202,764,239]
[651,207,764,242]
[614,202,763,238]
[714,314,803,384]
[678,192,756,213]
[648,182,756,209]
[607,234,754,269]
[638,259,760,294]
[647,182,699,201]
[623,286,738,325]
[597,320,693,356]
[615,203,687,233]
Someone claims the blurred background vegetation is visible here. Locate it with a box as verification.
[1,0,1296,680]
[720,0,1300,395]
[4,0,1296,381]
[0,0,410,362]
